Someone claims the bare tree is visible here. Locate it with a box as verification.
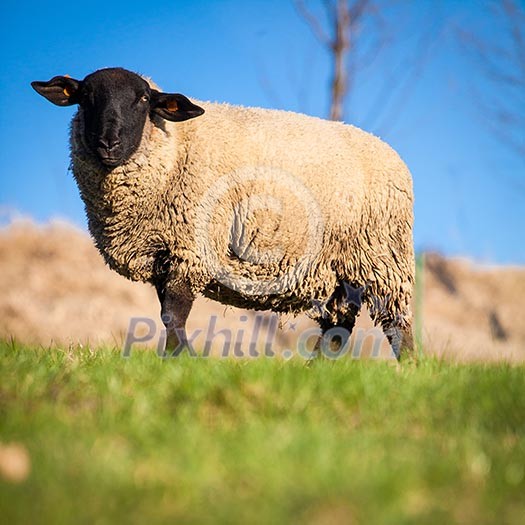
[458,0,525,158]
[294,0,373,121]
[293,0,441,130]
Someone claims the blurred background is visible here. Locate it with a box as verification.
[1,0,524,359]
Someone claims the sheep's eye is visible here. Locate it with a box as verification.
[140,94,149,103]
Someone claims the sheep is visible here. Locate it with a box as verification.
[31,67,415,359]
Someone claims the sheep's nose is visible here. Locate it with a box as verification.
[98,138,121,151]
[96,136,123,166]
[98,137,121,152]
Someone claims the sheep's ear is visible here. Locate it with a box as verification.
[31,76,81,106]
[150,91,204,122]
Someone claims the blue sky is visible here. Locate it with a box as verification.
[1,0,523,264]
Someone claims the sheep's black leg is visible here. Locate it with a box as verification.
[309,301,361,364]
[308,282,363,362]
[312,311,358,359]
[156,281,195,357]
[380,318,414,361]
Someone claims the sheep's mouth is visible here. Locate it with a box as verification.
[94,142,140,168]
[95,151,125,167]
[99,156,123,167]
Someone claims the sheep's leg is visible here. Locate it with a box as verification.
[309,304,360,362]
[380,317,414,361]
[156,281,195,357]
[309,282,363,362]
[367,288,415,361]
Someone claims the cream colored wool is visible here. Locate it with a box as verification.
[70,95,415,352]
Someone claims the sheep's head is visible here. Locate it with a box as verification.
[31,67,204,168]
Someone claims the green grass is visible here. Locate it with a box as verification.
[0,342,524,524]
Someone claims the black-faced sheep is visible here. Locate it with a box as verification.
[32,67,415,359]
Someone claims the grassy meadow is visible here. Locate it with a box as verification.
[0,341,524,524]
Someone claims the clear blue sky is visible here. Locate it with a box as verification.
[1,0,523,264]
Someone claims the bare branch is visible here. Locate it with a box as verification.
[290,0,437,129]
[293,0,331,45]
[503,0,525,76]
[322,0,337,28]
[329,0,351,120]
[458,0,525,160]
[296,0,373,121]
[374,19,442,136]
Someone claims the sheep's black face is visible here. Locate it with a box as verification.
[32,67,205,169]
[79,69,151,166]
